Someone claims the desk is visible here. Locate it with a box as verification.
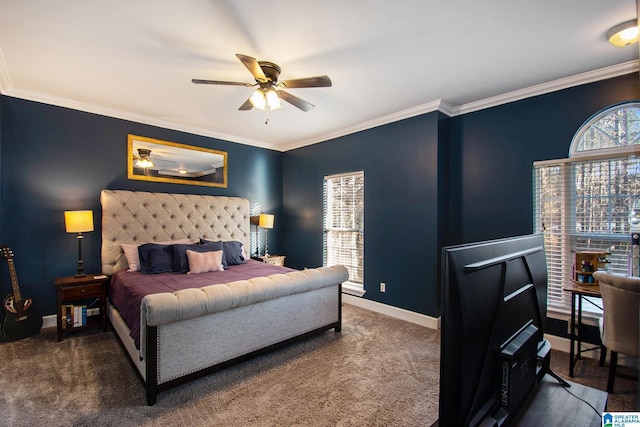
[564,281,602,377]
[514,375,607,426]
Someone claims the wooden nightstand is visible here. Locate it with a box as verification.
[54,274,109,342]
[252,255,286,266]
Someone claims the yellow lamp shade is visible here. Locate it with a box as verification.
[258,214,274,229]
[64,210,94,233]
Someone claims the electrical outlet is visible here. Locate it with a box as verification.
[380,282,386,293]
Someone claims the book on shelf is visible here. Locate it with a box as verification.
[61,304,97,329]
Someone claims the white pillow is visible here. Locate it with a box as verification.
[186,250,224,274]
[122,237,198,272]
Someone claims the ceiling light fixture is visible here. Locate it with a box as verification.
[249,89,266,110]
[136,148,154,168]
[606,19,639,47]
[136,158,154,168]
[249,88,281,111]
[265,89,281,110]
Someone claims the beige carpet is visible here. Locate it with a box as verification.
[0,304,635,427]
[0,304,441,427]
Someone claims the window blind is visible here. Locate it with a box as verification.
[323,171,364,286]
[533,155,640,316]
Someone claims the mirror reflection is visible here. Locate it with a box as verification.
[127,135,227,188]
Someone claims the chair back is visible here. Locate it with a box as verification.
[593,271,640,358]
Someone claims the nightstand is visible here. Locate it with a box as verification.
[54,274,108,342]
[252,255,286,266]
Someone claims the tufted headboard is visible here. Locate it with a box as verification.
[100,190,250,276]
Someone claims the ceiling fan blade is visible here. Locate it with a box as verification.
[239,97,254,111]
[236,54,268,83]
[280,75,332,88]
[192,79,254,87]
[278,90,315,112]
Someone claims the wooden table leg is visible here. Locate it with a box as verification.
[569,291,576,377]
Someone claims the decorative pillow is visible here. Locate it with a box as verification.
[222,240,246,266]
[172,241,223,273]
[186,250,224,274]
[138,243,174,274]
[122,237,197,272]
[200,238,246,267]
[122,243,143,272]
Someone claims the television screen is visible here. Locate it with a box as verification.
[437,234,549,427]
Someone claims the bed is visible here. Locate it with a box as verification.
[100,189,348,405]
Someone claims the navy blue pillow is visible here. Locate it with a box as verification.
[172,241,223,272]
[138,243,174,274]
[222,240,246,266]
[200,239,246,266]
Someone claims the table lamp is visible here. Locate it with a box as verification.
[258,214,274,257]
[65,210,94,277]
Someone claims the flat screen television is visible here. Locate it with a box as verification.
[437,234,553,427]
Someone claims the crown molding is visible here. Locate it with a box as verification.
[0,48,11,92]
[2,87,275,150]
[282,62,638,150]
[281,99,450,151]
[450,61,639,116]
[2,61,637,152]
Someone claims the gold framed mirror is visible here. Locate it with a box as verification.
[127,134,228,188]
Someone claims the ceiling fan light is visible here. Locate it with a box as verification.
[136,158,154,168]
[250,89,266,110]
[266,89,281,109]
[606,20,639,47]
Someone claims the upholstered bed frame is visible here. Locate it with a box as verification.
[101,190,348,405]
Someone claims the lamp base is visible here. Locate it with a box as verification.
[75,258,85,278]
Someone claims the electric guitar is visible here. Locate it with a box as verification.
[1,246,42,340]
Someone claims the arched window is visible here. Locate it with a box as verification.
[534,101,640,318]
[570,101,640,156]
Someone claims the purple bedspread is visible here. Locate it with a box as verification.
[109,260,294,349]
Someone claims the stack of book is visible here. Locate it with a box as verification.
[61,304,97,328]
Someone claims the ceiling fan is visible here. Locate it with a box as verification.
[192,54,332,113]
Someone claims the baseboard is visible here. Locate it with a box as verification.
[545,333,637,368]
[42,314,56,329]
[545,333,574,355]
[341,298,639,369]
[342,294,440,329]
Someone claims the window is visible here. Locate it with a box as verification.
[323,171,365,296]
[534,102,640,318]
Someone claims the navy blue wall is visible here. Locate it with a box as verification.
[0,97,283,316]
[283,112,447,316]
[283,73,640,323]
[450,73,640,337]
[2,72,638,332]
[450,74,640,244]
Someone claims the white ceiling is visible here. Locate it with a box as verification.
[0,1,638,152]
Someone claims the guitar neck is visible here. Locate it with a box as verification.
[6,259,22,302]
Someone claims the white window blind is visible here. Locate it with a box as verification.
[534,102,640,318]
[323,171,364,289]
[534,155,640,316]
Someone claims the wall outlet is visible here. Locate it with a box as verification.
[380,282,386,293]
